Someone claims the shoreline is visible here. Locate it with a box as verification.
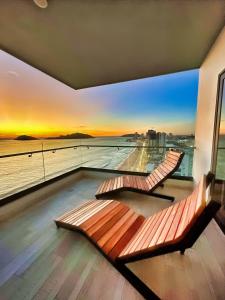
[118,140,148,172]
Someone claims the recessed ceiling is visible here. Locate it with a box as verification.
[0,0,224,89]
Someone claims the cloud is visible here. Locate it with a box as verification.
[7,70,19,77]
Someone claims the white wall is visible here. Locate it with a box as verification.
[193,27,225,182]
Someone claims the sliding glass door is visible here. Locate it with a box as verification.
[215,75,225,179]
[212,70,225,233]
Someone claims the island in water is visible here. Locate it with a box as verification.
[121,133,140,138]
[15,135,38,140]
[47,133,94,139]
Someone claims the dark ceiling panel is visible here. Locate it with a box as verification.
[0,0,224,89]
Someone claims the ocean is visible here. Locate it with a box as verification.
[0,137,136,199]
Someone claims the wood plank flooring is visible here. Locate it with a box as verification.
[0,172,225,300]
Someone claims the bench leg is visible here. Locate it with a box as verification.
[116,263,161,300]
[150,192,175,202]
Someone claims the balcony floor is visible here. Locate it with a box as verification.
[0,171,225,300]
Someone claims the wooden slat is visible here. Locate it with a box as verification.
[166,157,179,166]
[123,175,128,187]
[127,211,163,254]
[145,177,153,190]
[111,178,116,191]
[164,199,187,242]
[136,177,146,190]
[161,162,173,172]
[148,204,174,248]
[99,179,108,194]
[80,201,120,231]
[147,174,156,186]
[156,202,180,245]
[109,216,145,260]
[117,176,121,189]
[62,201,103,223]
[102,178,110,193]
[72,201,113,226]
[149,173,159,185]
[158,163,170,175]
[101,210,136,251]
[165,158,176,166]
[195,179,205,212]
[141,179,149,191]
[135,176,142,189]
[86,203,126,237]
[164,159,176,169]
[145,176,154,189]
[136,177,142,189]
[167,152,180,159]
[154,169,164,180]
[107,177,114,192]
[186,191,199,225]
[56,200,95,222]
[96,182,104,194]
[117,176,122,189]
[133,176,139,189]
[169,150,182,157]
[138,208,169,251]
[156,166,167,177]
[103,179,111,193]
[120,215,157,256]
[130,176,136,189]
[91,205,130,242]
[175,197,192,239]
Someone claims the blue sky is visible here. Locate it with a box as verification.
[78,68,199,134]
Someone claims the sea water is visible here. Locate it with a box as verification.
[0,137,136,199]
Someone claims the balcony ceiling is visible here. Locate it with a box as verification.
[0,0,224,89]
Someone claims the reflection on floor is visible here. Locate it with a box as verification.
[0,171,225,300]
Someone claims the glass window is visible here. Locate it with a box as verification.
[215,76,225,179]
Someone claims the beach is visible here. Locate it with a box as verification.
[118,141,149,172]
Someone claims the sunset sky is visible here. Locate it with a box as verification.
[0,50,200,138]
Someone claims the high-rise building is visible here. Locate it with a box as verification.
[146,130,157,147]
[157,132,166,154]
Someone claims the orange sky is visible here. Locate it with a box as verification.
[0,50,199,138]
[0,51,120,137]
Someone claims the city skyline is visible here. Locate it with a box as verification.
[0,50,199,138]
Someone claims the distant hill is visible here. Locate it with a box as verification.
[121,133,140,137]
[15,135,38,140]
[47,133,94,139]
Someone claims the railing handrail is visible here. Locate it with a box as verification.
[0,144,196,159]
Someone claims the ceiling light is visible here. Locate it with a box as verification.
[33,0,48,9]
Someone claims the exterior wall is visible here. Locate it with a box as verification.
[193,27,225,182]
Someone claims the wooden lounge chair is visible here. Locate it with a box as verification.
[95,149,184,201]
[55,174,220,299]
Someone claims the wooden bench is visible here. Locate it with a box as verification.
[55,174,220,299]
[95,149,184,201]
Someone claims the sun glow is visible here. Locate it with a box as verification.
[0,121,129,138]
[0,121,66,138]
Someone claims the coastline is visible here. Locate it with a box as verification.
[118,140,148,172]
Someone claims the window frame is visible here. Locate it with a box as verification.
[211,69,225,178]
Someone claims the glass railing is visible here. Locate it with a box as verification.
[216,147,225,180]
[0,144,194,200]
